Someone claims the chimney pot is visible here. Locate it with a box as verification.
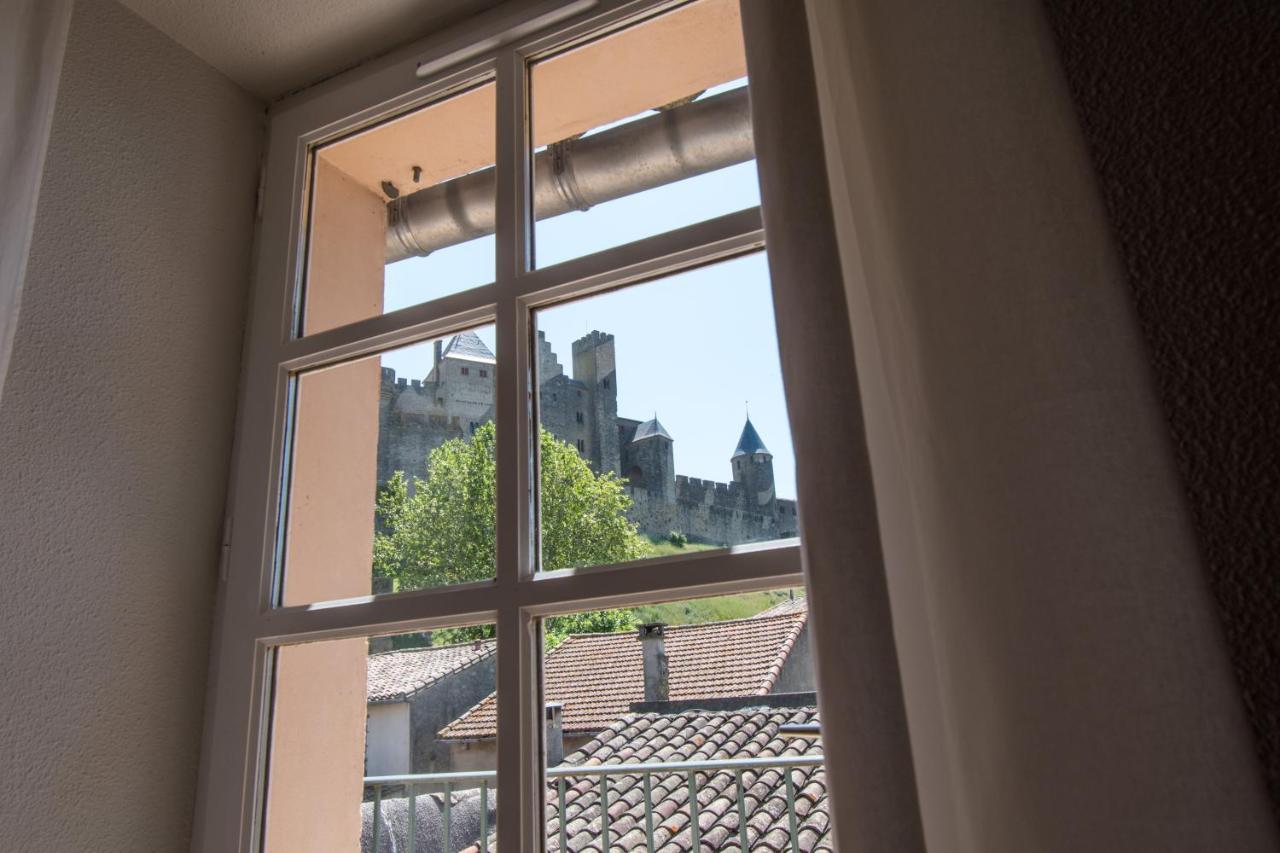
[638,623,669,702]
[545,702,565,767]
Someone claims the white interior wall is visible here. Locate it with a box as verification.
[0,2,263,850]
[0,0,72,407]
[805,0,1277,851]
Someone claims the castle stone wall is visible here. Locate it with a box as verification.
[572,332,621,476]
[539,374,590,457]
[377,331,797,545]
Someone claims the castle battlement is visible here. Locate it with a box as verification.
[378,329,797,547]
[571,330,614,353]
[382,368,437,397]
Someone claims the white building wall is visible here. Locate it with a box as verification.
[365,703,411,776]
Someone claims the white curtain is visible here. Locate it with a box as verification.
[793,0,1279,851]
[0,0,73,406]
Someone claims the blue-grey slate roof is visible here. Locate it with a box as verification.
[732,418,771,458]
[441,331,495,363]
[630,416,672,443]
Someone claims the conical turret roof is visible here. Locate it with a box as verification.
[631,416,672,443]
[732,418,771,458]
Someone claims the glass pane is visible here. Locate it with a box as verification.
[533,251,797,573]
[281,327,497,605]
[302,81,495,336]
[264,626,498,853]
[525,590,824,850]
[530,0,758,268]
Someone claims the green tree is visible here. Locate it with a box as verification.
[374,422,644,644]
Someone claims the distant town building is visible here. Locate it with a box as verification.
[360,600,824,853]
[364,640,496,776]
[360,700,827,853]
[434,606,813,771]
[378,330,799,544]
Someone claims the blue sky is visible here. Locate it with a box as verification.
[379,128,796,499]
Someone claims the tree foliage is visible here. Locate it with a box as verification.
[374,422,645,644]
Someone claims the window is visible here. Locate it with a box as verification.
[537,590,820,850]
[197,2,831,851]
[534,253,796,571]
[299,81,495,335]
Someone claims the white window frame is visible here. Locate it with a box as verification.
[191,2,833,851]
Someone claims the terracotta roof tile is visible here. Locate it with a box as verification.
[366,639,495,703]
[438,612,806,740]
[454,705,828,852]
[754,596,808,619]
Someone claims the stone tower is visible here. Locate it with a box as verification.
[626,415,676,503]
[731,418,776,514]
[536,330,564,383]
[571,331,620,475]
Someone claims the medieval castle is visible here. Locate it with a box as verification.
[378,330,798,545]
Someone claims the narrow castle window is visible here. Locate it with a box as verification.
[461,367,470,376]
[479,369,488,378]
[576,439,585,453]
[576,412,584,424]
[602,378,610,389]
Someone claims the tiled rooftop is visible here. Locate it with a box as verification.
[366,639,495,704]
[548,705,828,852]
[449,705,828,853]
[438,611,807,740]
[754,595,808,619]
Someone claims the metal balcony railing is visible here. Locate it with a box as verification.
[364,753,824,853]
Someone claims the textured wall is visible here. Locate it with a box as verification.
[1042,0,1280,812]
[410,655,498,772]
[0,2,262,850]
[770,625,815,695]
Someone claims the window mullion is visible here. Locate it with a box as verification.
[493,56,534,587]
[493,45,543,853]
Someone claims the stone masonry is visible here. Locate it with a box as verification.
[378,330,798,545]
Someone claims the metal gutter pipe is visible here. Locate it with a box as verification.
[384,85,754,263]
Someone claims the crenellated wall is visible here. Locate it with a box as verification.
[377,330,797,545]
[626,475,798,545]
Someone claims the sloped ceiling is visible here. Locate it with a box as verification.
[119,0,503,100]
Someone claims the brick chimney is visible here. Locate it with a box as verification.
[545,702,565,767]
[638,623,669,702]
